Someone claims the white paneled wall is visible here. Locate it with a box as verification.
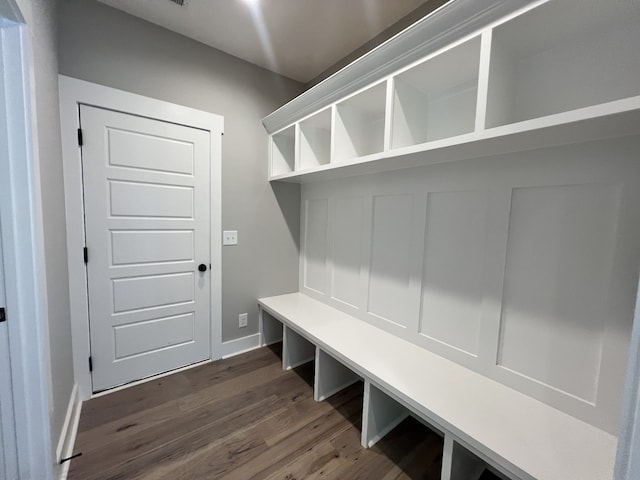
[300,135,640,434]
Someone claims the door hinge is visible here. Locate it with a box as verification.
[83,247,88,263]
[89,356,93,372]
[0,308,6,323]
[77,128,84,147]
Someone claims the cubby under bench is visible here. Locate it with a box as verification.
[258,292,617,480]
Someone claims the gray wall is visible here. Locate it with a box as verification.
[57,0,303,342]
[15,0,74,466]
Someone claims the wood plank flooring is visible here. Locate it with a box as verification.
[68,344,497,479]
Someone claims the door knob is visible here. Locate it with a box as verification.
[198,264,207,272]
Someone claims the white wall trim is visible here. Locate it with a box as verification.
[221,333,262,359]
[0,16,54,480]
[59,75,224,400]
[56,384,81,480]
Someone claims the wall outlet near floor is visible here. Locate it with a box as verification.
[238,313,248,328]
[223,230,238,246]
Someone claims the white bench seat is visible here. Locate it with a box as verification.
[258,292,617,480]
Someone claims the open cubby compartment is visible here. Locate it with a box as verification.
[299,108,331,170]
[361,380,412,448]
[486,0,640,128]
[442,435,511,480]
[282,326,315,370]
[391,36,481,149]
[270,124,296,176]
[260,309,283,346]
[314,349,361,402]
[334,81,387,161]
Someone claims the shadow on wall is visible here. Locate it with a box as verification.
[271,181,301,251]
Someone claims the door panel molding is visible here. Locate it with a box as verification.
[59,75,224,400]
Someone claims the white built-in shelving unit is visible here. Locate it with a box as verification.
[265,0,640,182]
[262,1,640,479]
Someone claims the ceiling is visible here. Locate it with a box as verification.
[97,0,430,84]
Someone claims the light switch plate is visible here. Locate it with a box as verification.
[238,313,248,328]
[223,230,238,246]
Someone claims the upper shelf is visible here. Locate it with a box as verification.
[265,0,640,183]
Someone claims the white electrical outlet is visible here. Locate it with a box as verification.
[238,313,248,328]
[223,230,238,246]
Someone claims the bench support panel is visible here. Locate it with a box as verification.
[260,309,283,346]
[282,326,315,370]
[314,349,361,402]
[362,380,410,448]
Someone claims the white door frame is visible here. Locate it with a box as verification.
[0,4,54,479]
[59,75,224,401]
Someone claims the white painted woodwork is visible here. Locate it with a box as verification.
[260,310,283,346]
[420,191,488,357]
[107,127,195,174]
[264,0,640,183]
[498,183,621,403]
[0,21,54,478]
[486,0,640,127]
[282,326,315,371]
[361,380,410,449]
[391,36,480,148]
[330,196,364,309]
[271,125,295,176]
[314,349,360,402]
[299,136,640,433]
[0,220,16,480]
[367,194,415,329]
[260,293,618,480]
[441,435,486,480]
[299,108,331,170]
[82,105,211,392]
[334,82,387,161]
[109,181,194,218]
[60,76,224,403]
[111,230,194,265]
[303,198,328,294]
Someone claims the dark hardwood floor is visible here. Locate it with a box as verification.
[68,344,497,479]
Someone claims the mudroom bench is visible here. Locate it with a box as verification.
[258,292,617,480]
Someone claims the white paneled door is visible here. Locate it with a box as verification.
[81,105,211,392]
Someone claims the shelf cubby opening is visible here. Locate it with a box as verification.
[299,108,331,169]
[271,125,296,176]
[314,349,361,402]
[282,326,315,371]
[260,310,283,347]
[334,82,387,161]
[391,36,481,149]
[486,0,640,128]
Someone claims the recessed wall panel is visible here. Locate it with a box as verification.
[109,181,193,218]
[331,196,363,308]
[111,230,194,265]
[108,128,194,175]
[498,183,621,402]
[420,191,488,355]
[367,194,415,327]
[114,313,195,359]
[304,198,328,294]
[113,272,194,313]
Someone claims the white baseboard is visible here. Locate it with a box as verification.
[221,333,262,359]
[57,384,82,480]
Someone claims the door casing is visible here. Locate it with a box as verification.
[59,75,224,401]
